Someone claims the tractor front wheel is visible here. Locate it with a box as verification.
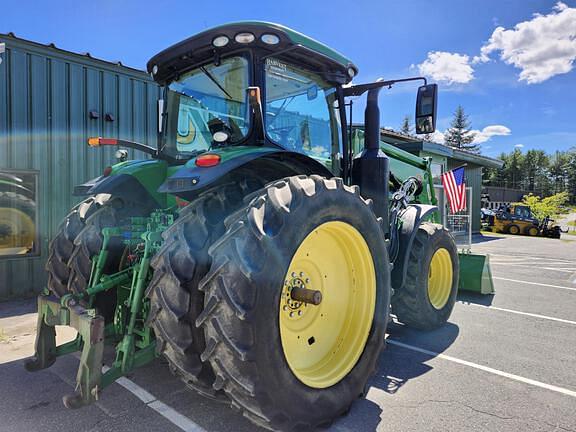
[392,222,459,330]
[197,176,390,431]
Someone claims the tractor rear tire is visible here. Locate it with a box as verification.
[526,226,539,236]
[46,195,107,297]
[66,196,145,321]
[197,176,390,431]
[391,222,459,331]
[146,180,261,400]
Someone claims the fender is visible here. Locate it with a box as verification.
[159,146,333,199]
[391,204,438,291]
[74,174,162,211]
[73,159,171,209]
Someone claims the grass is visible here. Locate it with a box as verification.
[567,220,576,227]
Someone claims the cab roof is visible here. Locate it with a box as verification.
[147,21,358,85]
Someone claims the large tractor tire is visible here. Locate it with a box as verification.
[0,192,36,254]
[52,195,146,320]
[196,175,390,431]
[146,179,261,400]
[392,222,459,331]
[46,196,103,297]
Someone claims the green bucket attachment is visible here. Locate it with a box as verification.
[458,252,495,294]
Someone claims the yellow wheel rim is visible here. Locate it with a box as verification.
[279,221,376,389]
[509,225,519,234]
[427,248,453,310]
[529,227,539,236]
[0,207,35,250]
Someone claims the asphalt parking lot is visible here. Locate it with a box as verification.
[1,233,575,432]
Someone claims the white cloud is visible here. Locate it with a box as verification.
[417,51,475,85]
[472,125,512,143]
[424,125,511,145]
[476,2,576,83]
[427,130,446,143]
[514,144,525,148]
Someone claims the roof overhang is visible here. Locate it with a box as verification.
[382,138,504,169]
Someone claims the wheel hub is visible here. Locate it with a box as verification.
[282,272,319,320]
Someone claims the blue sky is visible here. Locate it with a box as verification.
[2,0,575,157]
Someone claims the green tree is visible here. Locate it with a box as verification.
[483,147,576,203]
[520,150,549,193]
[520,192,570,220]
[400,115,413,135]
[444,106,479,153]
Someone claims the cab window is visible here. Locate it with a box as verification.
[264,58,339,165]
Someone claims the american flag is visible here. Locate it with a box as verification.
[441,167,467,213]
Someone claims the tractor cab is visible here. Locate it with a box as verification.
[148,21,355,172]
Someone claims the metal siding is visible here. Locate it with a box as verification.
[0,36,160,301]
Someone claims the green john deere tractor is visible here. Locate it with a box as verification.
[27,22,461,431]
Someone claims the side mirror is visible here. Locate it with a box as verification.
[415,84,438,134]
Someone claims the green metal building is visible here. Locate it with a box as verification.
[0,33,160,301]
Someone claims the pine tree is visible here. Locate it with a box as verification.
[400,115,413,135]
[444,106,479,153]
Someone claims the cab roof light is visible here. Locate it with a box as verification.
[88,137,118,147]
[212,35,230,47]
[235,32,255,44]
[195,153,221,167]
[261,34,280,45]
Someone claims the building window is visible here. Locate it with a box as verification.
[431,162,443,184]
[0,170,39,258]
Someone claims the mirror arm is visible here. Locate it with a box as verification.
[343,76,427,97]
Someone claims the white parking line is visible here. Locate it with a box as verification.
[493,276,576,292]
[101,365,207,432]
[460,303,576,325]
[490,263,575,273]
[488,253,576,264]
[387,339,576,398]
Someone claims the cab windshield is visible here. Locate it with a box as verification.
[163,56,250,157]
